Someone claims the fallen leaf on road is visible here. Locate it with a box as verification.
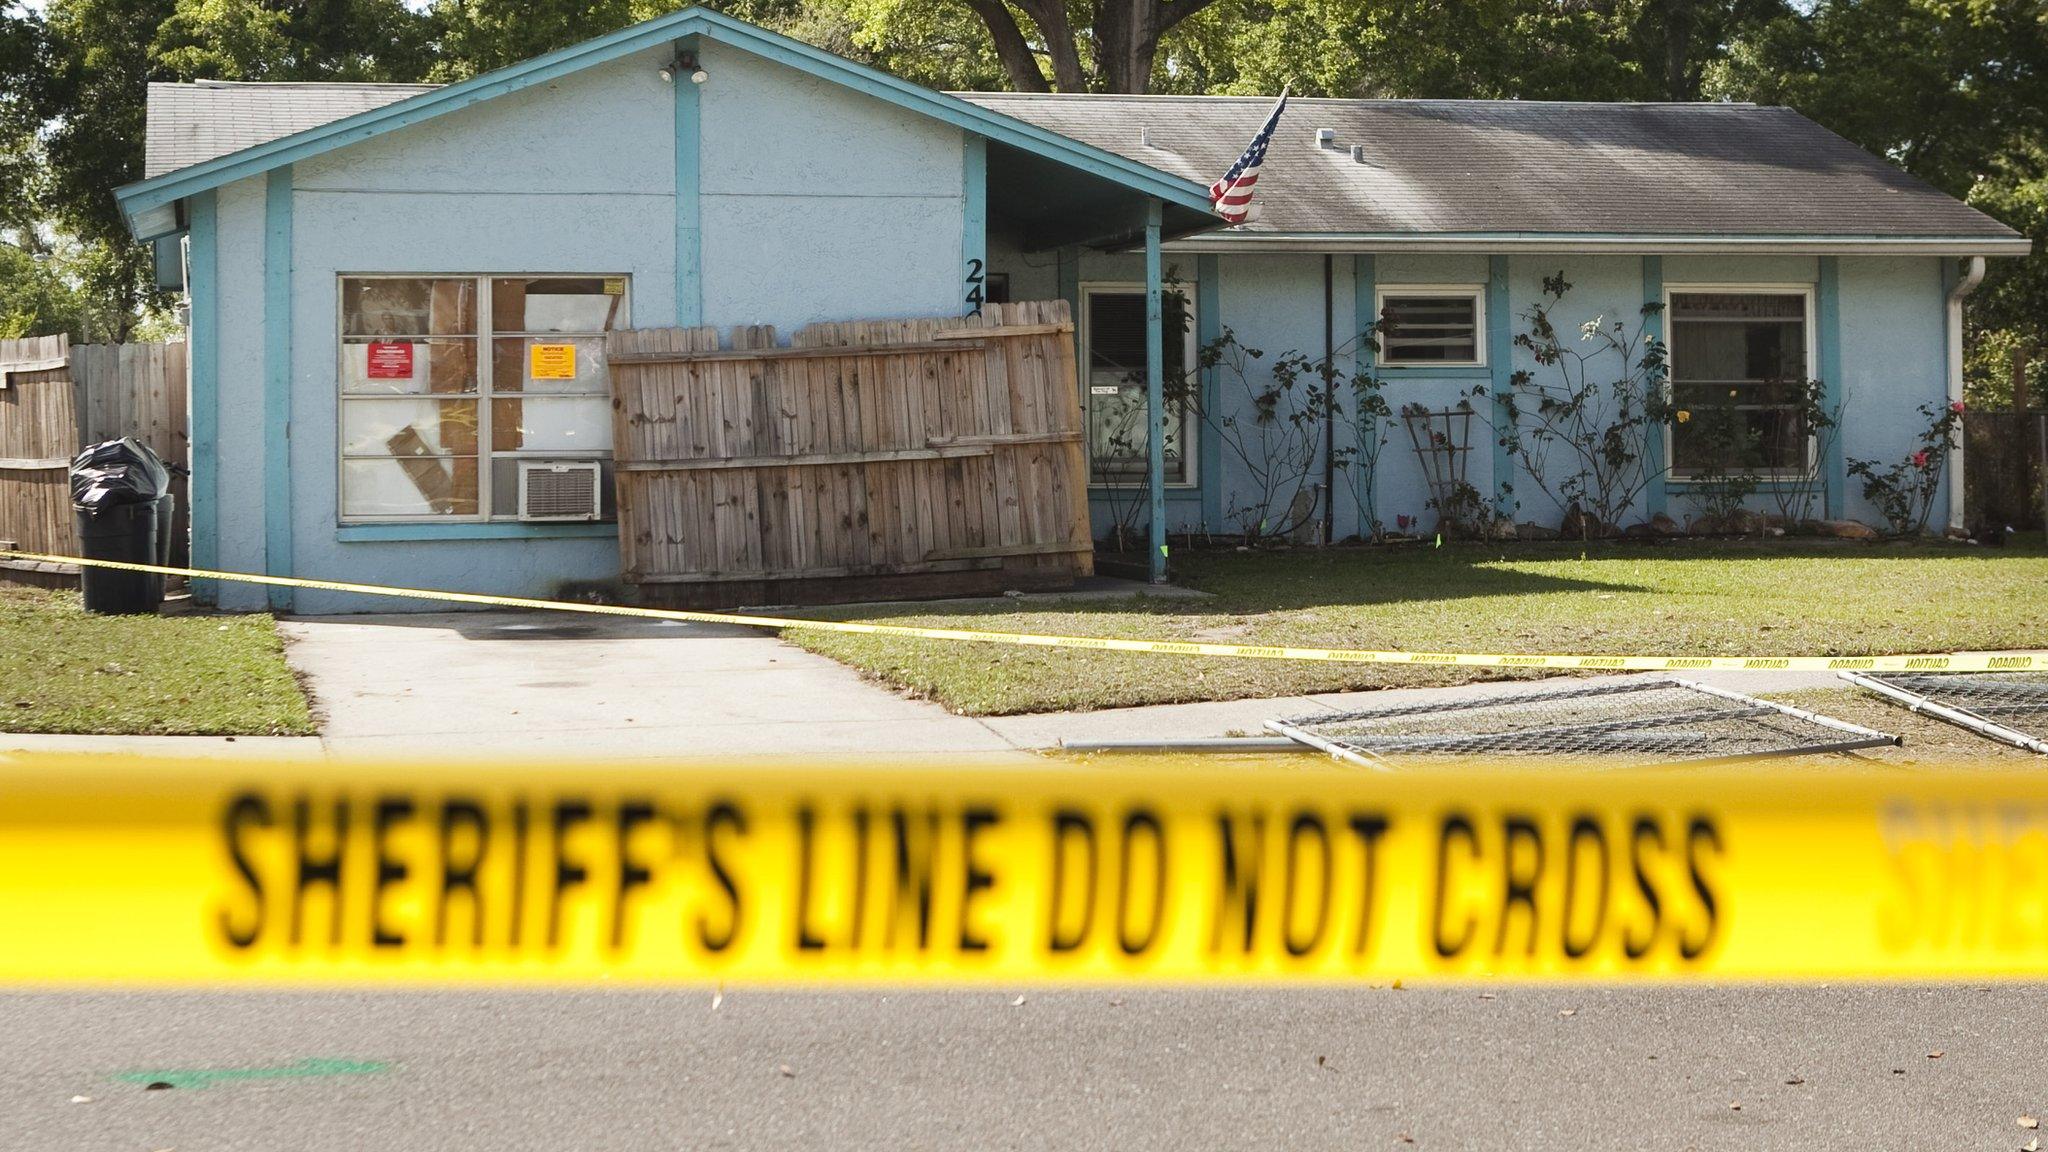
[1558,1009,1577,1018]
[2020,1116,2039,1129]
[1478,993,1496,1000]
[1784,1077,1805,1086]
[69,1096,91,1104]
[1927,1050,1944,1059]
[1729,1101,1742,1111]
[778,1065,795,1078]
[1395,1133,1415,1144]
[712,986,723,1011]
[1011,995,1026,1007]
[2024,1139,2039,1152]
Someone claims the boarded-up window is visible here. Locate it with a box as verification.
[338,275,627,521]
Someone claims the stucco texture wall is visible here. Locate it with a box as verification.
[696,40,966,333]
[992,244,1958,546]
[200,42,985,612]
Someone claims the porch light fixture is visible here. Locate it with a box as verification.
[660,51,706,84]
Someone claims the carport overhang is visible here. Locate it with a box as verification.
[985,141,1217,252]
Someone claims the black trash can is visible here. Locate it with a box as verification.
[70,438,172,615]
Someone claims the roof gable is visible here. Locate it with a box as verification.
[116,6,1213,237]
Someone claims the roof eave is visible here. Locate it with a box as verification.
[1164,232,2033,257]
[115,7,1212,238]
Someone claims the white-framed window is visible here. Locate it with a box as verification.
[337,275,628,522]
[1080,282,1199,487]
[1664,285,1816,478]
[1375,284,1486,367]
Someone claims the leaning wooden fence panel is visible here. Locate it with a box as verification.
[0,335,79,584]
[608,301,1092,604]
[0,337,191,587]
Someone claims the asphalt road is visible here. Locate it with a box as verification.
[6,986,2045,1150]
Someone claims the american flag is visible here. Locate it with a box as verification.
[1209,88,1289,224]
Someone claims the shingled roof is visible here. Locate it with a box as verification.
[138,80,2023,251]
[958,93,2024,249]
[144,81,437,179]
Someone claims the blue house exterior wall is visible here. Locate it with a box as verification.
[996,244,1955,544]
[196,44,976,612]
[178,28,1967,613]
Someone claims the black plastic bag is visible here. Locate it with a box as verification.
[69,437,170,510]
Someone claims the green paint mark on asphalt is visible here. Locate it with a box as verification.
[112,1057,390,1091]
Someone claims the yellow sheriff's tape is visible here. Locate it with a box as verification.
[3,548,2040,674]
[5,756,2048,985]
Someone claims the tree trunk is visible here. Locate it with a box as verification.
[1649,0,1697,100]
[1011,0,1088,91]
[1093,0,1159,93]
[962,0,1051,92]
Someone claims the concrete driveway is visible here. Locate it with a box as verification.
[279,612,1024,759]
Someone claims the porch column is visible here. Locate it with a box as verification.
[1144,198,1166,583]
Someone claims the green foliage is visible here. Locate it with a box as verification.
[1486,272,1675,537]
[1846,399,1967,535]
[1679,387,1763,527]
[4,0,2048,365]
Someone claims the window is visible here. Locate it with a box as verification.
[339,275,627,521]
[1376,286,1484,366]
[1667,289,1813,477]
[1082,285,1197,486]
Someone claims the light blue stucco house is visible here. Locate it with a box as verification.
[117,7,2027,612]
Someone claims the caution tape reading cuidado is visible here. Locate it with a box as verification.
[6,756,2048,985]
[3,549,2039,674]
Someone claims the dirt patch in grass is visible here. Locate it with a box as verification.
[1763,687,2042,767]
[0,585,316,735]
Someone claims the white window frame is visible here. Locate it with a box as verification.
[1078,281,1200,489]
[1374,283,1487,368]
[335,273,629,524]
[1661,282,1818,482]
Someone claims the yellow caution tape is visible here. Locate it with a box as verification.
[2,548,2041,674]
[6,756,2048,985]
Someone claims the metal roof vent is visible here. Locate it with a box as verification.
[1350,145,1367,163]
[1315,128,1336,149]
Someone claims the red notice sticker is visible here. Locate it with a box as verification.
[365,342,415,380]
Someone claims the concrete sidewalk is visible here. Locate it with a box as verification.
[277,612,1023,759]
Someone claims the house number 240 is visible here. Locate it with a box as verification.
[964,258,985,316]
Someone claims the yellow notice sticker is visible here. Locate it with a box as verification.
[529,343,577,380]
[5,756,2048,987]
[602,277,625,296]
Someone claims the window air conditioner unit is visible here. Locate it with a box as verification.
[517,460,603,522]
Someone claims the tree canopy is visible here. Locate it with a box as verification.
[0,0,2043,397]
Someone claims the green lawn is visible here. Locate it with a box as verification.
[0,585,316,735]
[788,539,2048,716]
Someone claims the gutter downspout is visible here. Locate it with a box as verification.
[1946,256,1985,532]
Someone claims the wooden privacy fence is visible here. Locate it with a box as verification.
[607,300,1092,605]
[0,336,189,586]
